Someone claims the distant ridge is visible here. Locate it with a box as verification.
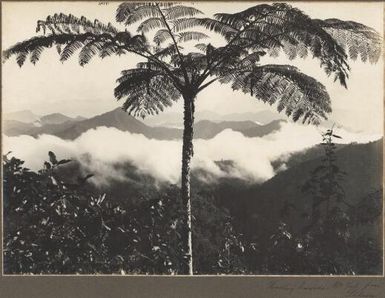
[4,110,40,123]
[4,110,87,126]
[143,109,286,127]
[216,138,383,240]
[4,108,286,140]
[40,113,78,125]
[52,108,181,140]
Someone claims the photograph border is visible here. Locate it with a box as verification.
[0,0,384,297]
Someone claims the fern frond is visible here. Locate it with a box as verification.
[178,31,209,43]
[153,29,172,45]
[172,18,202,32]
[219,64,331,124]
[195,43,208,52]
[137,17,166,33]
[213,13,248,30]
[116,2,175,24]
[98,42,119,59]
[16,51,28,67]
[172,18,237,40]
[210,3,351,87]
[239,51,266,67]
[60,40,85,62]
[315,18,382,63]
[36,13,118,35]
[79,41,104,66]
[165,5,203,20]
[116,2,140,23]
[30,46,45,64]
[115,68,181,118]
[3,31,149,67]
[123,5,162,26]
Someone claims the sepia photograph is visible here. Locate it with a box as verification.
[1,1,383,277]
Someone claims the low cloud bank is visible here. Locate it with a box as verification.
[3,122,382,185]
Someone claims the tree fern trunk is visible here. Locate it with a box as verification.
[181,93,195,275]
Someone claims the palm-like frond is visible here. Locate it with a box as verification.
[164,5,203,20]
[120,4,163,26]
[153,29,172,45]
[116,2,175,24]
[3,32,145,67]
[178,31,209,43]
[137,17,166,33]
[117,2,202,35]
[195,43,208,52]
[60,40,87,62]
[3,14,149,67]
[172,18,237,39]
[114,68,181,118]
[219,64,331,124]
[36,13,118,35]
[78,40,104,66]
[314,18,382,63]
[195,3,381,88]
[30,46,45,65]
[211,3,352,87]
[238,51,267,68]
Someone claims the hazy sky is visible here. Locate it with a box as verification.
[2,1,384,133]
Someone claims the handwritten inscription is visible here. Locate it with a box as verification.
[98,2,109,5]
[267,280,381,298]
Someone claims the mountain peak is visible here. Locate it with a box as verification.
[4,110,40,123]
[40,113,74,125]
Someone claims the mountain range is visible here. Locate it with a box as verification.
[54,135,383,246]
[4,110,85,125]
[4,108,286,140]
[142,110,286,127]
[4,108,382,251]
[214,138,383,240]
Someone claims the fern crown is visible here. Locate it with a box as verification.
[3,2,382,123]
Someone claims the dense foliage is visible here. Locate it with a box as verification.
[3,152,244,274]
[262,131,383,275]
[3,135,382,275]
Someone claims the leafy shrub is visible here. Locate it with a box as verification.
[3,152,245,274]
